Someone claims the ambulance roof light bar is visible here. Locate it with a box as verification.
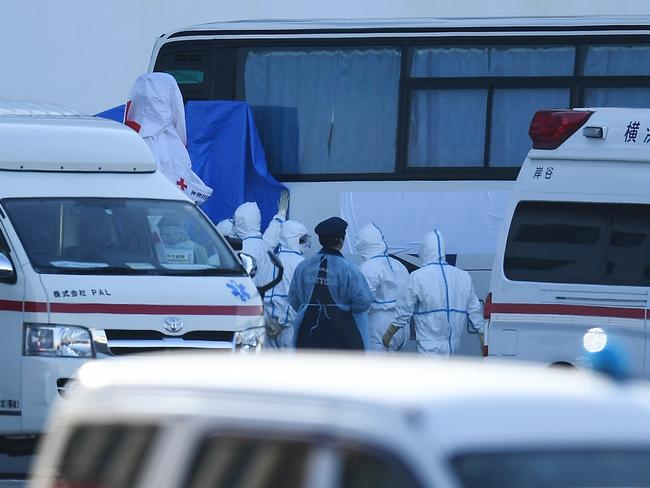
[529,110,594,150]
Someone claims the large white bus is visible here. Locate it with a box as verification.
[147,16,650,353]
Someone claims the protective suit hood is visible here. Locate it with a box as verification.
[280,220,308,252]
[234,202,262,239]
[356,223,388,260]
[125,73,186,141]
[124,72,213,205]
[420,229,446,265]
[216,219,234,238]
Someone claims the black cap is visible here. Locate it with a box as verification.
[314,216,348,238]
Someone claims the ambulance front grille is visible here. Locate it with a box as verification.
[104,329,235,356]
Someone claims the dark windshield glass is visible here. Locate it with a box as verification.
[3,198,242,276]
[452,449,650,488]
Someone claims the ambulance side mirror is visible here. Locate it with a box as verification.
[238,253,257,278]
[0,252,13,279]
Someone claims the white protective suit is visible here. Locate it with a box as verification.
[216,219,235,238]
[357,223,409,351]
[125,72,212,204]
[392,229,484,356]
[233,202,284,289]
[264,220,308,348]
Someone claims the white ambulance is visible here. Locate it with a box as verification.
[30,353,650,488]
[0,101,265,438]
[486,108,650,377]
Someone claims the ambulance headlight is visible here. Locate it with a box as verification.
[233,326,265,352]
[24,324,94,358]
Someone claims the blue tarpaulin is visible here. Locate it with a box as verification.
[96,101,286,229]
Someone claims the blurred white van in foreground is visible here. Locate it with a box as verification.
[30,353,650,488]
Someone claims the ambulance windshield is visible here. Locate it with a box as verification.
[3,198,243,276]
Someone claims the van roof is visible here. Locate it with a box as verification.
[528,107,650,163]
[0,100,155,173]
[162,16,650,39]
[0,100,85,117]
[71,353,650,450]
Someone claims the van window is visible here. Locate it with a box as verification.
[54,424,157,488]
[3,198,242,276]
[340,447,420,488]
[185,434,421,488]
[451,449,650,488]
[504,201,650,286]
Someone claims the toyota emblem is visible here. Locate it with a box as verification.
[163,317,184,334]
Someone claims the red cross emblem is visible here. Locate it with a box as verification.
[176,178,188,191]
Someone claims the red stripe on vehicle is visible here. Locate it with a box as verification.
[491,303,645,320]
[24,301,48,313]
[0,300,24,312]
[50,303,263,316]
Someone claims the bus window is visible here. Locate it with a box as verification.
[406,45,575,169]
[489,88,570,167]
[407,89,487,168]
[239,47,401,175]
[583,44,650,76]
[410,45,575,78]
[584,87,650,109]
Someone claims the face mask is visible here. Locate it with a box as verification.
[299,234,311,252]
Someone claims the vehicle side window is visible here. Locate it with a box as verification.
[186,436,309,488]
[338,446,421,488]
[185,434,423,488]
[53,424,157,488]
[504,201,650,286]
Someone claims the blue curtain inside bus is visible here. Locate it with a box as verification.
[408,89,487,167]
[408,46,575,168]
[490,88,570,167]
[410,46,575,77]
[583,45,650,108]
[243,48,401,175]
[583,45,650,76]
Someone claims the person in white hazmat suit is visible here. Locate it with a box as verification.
[264,220,310,349]
[382,229,484,356]
[233,195,287,289]
[216,219,235,238]
[125,72,213,204]
[356,223,409,352]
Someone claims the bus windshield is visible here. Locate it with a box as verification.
[3,198,243,276]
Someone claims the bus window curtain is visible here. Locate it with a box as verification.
[243,48,401,175]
